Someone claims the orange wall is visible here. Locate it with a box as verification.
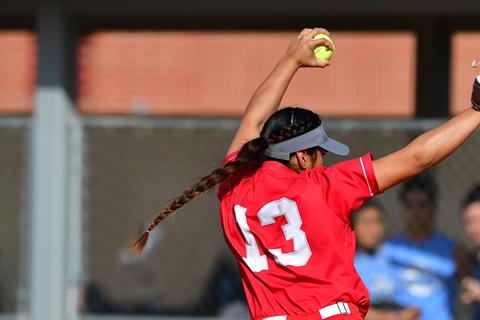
[451,32,480,115]
[0,31,36,114]
[77,31,417,117]
[0,30,477,117]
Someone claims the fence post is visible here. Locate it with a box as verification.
[29,1,81,320]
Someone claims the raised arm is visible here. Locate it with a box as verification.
[227,28,333,155]
[373,76,480,191]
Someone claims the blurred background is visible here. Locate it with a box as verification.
[1,0,480,319]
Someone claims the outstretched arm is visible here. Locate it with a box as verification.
[374,78,480,191]
[227,28,333,155]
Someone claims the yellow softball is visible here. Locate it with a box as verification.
[313,34,335,61]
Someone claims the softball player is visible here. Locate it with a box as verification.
[132,28,480,320]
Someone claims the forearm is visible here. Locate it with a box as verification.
[374,78,480,191]
[409,108,480,169]
[226,28,331,154]
[227,56,300,154]
[242,56,299,130]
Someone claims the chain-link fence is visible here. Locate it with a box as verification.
[1,117,478,318]
[82,121,237,316]
[81,118,480,319]
[0,120,29,315]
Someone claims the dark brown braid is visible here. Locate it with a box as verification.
[130,108,317,255]
[130,137,268,254]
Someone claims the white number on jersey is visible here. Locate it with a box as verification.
[234,204,268,272]
[234,197,312,272]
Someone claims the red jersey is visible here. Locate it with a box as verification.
[217,153,381,320]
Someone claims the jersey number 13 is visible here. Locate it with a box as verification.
[234,197,312,272]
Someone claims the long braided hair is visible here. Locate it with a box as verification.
[130,107,321,254]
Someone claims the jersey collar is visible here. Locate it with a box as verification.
[260,160,322,178]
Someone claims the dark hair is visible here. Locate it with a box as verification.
[352,200,384,224]
[463,184,480,209]
[130,107,321,254]
[399,172,437,206]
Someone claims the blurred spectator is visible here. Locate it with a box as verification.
[218,300,250,319]
[78,279,114,313]
[386,173,469,320]
[78,278,166,314]
[354,201,420,320]
[196,255,249,318]
[461,184,480,319]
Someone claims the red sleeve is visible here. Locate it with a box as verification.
[223,151,239,167]
[321,153,381,219]
[217,151,240,200]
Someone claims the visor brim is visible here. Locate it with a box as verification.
[319,137,350,156]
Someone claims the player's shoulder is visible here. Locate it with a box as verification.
[218,169,253,200]
[314,155,363,180]
[326,153,374,171]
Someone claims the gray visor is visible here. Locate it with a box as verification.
[264,124,350,160]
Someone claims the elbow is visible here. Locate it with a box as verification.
[412,147,435,171]
[405,135,439,172]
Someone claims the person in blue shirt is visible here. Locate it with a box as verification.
[460,184,480,319]
[354,201,420,320]
[386,173,469,320]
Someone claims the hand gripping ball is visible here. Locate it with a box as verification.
[313,34,335,61]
